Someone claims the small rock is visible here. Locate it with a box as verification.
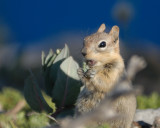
[134,108,160,124]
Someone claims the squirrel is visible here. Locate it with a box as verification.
[75,24,136,128]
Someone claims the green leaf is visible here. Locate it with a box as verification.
[83,61,89,72]
[41,51,45,66]
[24,73,53,113]
[53,44,70,64]
[42,51,57,96]
[47,54,57,67]
[42,49,56,72]
[46,44,70,96]
[52,56,81,108]
[45,49,54,65]
[42,49,57,96]
[56,108,75,118]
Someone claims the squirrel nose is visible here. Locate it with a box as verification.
[81,48,87,56]
[82,52,87,56]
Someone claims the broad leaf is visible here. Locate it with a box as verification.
[45,49,54,65]
[48,44,70,95]
[42,49,56,72]
[41,49,57,96]
[56,108,75,118]
[41,51,45,66]
[24,74,53,113]
[43,53,57,96]
[52,56,81,108]
[53,44,70,64]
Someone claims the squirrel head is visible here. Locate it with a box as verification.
[82,23,121,67]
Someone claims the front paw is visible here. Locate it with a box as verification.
[77,68,85,80]
[85,68,96,78]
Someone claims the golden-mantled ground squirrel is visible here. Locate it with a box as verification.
[75,24,136,128]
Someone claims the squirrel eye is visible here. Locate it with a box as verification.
[98,41,106,48]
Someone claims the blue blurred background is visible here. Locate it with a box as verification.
[0,0,159,93]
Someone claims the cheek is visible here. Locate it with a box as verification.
[86,52,105,62]
[95,53,108,62]
[94,52,114,63]
[86,51,115,64]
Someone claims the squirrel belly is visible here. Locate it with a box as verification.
[75,56,125,115]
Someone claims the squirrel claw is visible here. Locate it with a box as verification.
[85,69,96,78]
[77,68,85,80]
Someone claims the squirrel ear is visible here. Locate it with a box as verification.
[97,23,106,32]
[109,25,119,40]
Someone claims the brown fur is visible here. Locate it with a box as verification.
[75,24,136,128]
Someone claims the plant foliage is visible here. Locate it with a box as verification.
[137,92,160,109]
[24,44,81,117]
[0,87,22,110]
